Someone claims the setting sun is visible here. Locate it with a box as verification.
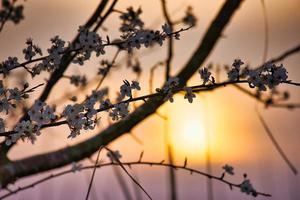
[166,94,209,160]
[0,0,299,199]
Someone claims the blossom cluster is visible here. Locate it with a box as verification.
[71,27,105,66]
[120,24,180,52]
[182,6,197,27]
[221,164,258,197]
[0,56,19,75]
[98,59,115,76]
[222,164,234,175]
[197,59,289,92]
[32,36,66,75]
[62,88,108,138]
[0,82,39,140]
[23,38,42,61]
[157,77,180,103]
[28,100,56,126]
[240,179,257,197]
[0,0,24,27]
[119,7,144,33]
[6,120,37,145]
[0,5,190,78]
[107,150,122,162]
[0,57,292,143]
[69,75,87,87]
[5,100,56,145]
[0,81,30,115]
[71,162,83,173]
[0,24,184,77]
[118,7,181,52]
[227,59,288,91]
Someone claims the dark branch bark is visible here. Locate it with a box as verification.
[0,0,115,157]
[161,0,174,80]
[0,0,244,186]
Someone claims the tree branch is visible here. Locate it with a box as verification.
[0,0,244,187]
[0,160,271,199]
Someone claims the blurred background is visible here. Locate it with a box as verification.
[0,0,299,199]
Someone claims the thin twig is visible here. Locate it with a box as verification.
[0,0,17,32]
[256,110,298,174]
[1,79,299,137]
[149,61,164,93]
[104,147,153,200]
[161,0,174,80]
[85,146,103,200]
[112,166,133,200]
[260,0,269,63]
[0,160,271,199]
[95,49,120,91]
[258,44,300,68]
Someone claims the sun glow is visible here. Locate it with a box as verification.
[165,94,210,160]
[159,91,256,164]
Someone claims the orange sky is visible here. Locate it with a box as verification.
[1,0,300,199]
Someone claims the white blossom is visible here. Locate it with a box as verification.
[199,68,211,84]
[8,87,22,101]
[100,99,112,110]
[107,150,122,162]
[227,68,239,81]
[110,103,129,120]
[162,23,172,35]
[120,80,132,99]
[119,7,144,32]
[232,59,244,70]
[240,179,257,196]
[70,75,87,87]
[222,164,234,175]
[184,87,196,103]
[131,80,141,90]
[182,6,197,27]
[71,162,83,172]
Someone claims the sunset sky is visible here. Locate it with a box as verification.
[0,0,299,199]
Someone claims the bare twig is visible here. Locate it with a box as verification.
[259,44,300,68]
[112,166,133,200]
[149,61,164,93]
[0,1,17,32]
[161,0,174,80]
[0,0,246,187]
[85,146,103,200]
[0,0,115,157]
[104,147,152,200]
[1,79,299,137]
[0,160,271,199]
[260,0,269,63]
[256,110,298,174]
[95,49,121,91]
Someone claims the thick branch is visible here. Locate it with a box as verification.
[0,0,244,186]
[0,0,115,156]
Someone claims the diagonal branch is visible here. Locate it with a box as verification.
[0,160,271,199]
[256,110,298,174]
[0,0,116,156]
[85,146,103,200]
[0,0,244,187]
